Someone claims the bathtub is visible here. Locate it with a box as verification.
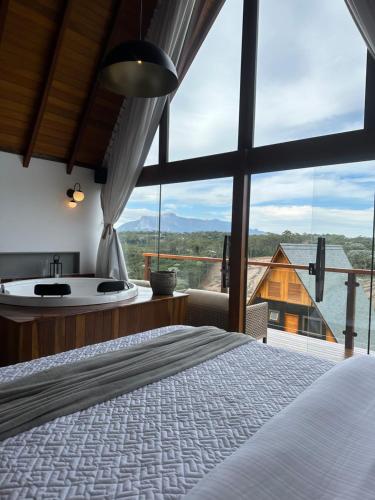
[0,278,138,307]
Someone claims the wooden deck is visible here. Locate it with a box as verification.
[266,328,372,363]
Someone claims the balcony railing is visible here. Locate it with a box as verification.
[143,252,374,353]
[143,252,374,278]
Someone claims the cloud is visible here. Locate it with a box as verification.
[251,164,375,207]
[167,0,367,155]
[163,203,178,212]
[124,161,375,237]
[126,186,160,204]
[128,179,233,209]
[162,180,233,207]
[169,0,242,161]
[119,202,374,238]
[251,205,373,237]
[254,0,366,145]
[144,130,159,166]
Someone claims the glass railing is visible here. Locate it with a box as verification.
[142,252,375,358]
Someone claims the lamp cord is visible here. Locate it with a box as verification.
[139,0,143,40]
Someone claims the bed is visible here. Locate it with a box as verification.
[187,355,375,500]
[0,325,333,499]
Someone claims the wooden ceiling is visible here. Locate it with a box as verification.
[0,0,158,173]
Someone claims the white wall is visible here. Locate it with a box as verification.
[0,152,103,273]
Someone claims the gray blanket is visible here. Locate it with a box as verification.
[0,326,250,442]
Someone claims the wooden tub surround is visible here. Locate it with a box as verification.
[0,287,188,367]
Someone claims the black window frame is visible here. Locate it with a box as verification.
[269,309,280,323]
[302,315,323,338]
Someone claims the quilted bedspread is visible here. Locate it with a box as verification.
[0,326,333,499]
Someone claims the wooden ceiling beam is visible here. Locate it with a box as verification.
[23,0,73,168]
[0,0,9,50]
[66,0,122,175]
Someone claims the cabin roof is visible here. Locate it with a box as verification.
[280,243,371,350]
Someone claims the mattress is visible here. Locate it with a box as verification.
[0,325,334,499]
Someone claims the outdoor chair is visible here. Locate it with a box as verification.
[185,288,268,342]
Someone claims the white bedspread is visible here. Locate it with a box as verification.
[0,326,333,499]
[187,355,375,500]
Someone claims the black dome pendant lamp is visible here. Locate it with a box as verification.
[101,0,178,97]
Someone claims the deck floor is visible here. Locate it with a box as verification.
[266,328,372,363]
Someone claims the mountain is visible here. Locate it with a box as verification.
[118,212,264,234]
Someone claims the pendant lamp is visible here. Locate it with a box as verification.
[101,1,178,97]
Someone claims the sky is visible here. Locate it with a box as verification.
[121,0,375,239]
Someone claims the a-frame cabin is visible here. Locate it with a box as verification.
[249,244,338,343]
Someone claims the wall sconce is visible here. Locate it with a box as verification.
[66,183,85,207]
[67,199,77,208]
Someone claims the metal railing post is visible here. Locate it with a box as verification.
[343,272,359,350]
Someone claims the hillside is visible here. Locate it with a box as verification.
[120,230,374,291]
[118,212,263,234]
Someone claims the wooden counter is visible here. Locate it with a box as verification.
[0,287,188,366]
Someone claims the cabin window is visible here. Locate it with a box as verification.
[269,310,280,322]
[268,281,281,298]
[302,316,323,338]
[288,283,302,303]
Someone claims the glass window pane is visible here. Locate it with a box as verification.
[247,161,375,358]
[169,0,242,161]
[117,186,160,281]
[117,133,161,280]
[157,178,233,290]
[254,0,367,146]
[144,129,159,166]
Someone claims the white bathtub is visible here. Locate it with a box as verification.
[0,278,138,307]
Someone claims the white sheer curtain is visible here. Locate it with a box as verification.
[96,0,224,279]
[345,0,375,58]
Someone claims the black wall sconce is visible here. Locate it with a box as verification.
[49,254,63,278]
[66,183,85,208]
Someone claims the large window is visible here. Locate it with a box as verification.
[169,0,242,161]
[254,0,367,146]
[158,178,233,290]
[117,185,160,280]
[118,177,233,289]
[116,128,159,280]
[248,161,375,352]
[117,0,375,348]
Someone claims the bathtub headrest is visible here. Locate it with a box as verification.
[97,281,126,293]
[34,284,72,296]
